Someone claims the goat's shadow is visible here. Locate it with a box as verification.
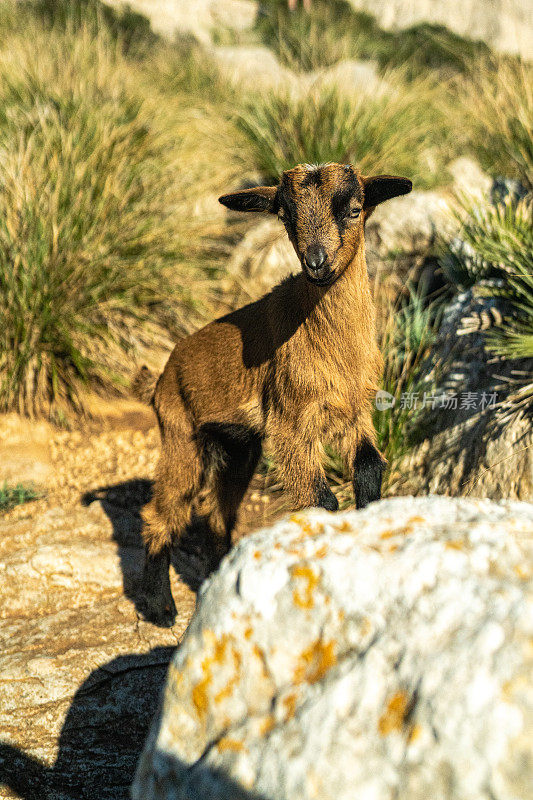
[81,479,208,609]
[0,647,267,800]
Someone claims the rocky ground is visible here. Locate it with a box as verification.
[0,403,286,800]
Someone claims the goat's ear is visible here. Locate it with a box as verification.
[362,175,412,209]
[218,185,278,213]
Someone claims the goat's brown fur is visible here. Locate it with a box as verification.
[135,163,412,625]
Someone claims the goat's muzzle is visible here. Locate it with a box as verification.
[303,245,333,285]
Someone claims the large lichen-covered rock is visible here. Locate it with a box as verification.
[133,496,533,800]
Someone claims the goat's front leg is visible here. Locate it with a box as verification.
[338,421,387,509]
[269,426,338,512]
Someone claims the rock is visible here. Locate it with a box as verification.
[302,59,383,95]
[0,500,196,799]
[103,0,258,45]
[132,496,533,800]
[225,218,299,302]
[209,45,298,92]
[0,413,53,487]
[346,0,533,60]
[389,286,533,499]
[447,157,492,201]
[365,189,453,264]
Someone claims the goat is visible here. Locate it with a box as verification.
[133,162,412,625]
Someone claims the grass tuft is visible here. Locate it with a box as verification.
[374,283,439,477]
[460,58,533,189]
[0,24,214,417]
[236,77,449,186]
[0,482,41,512]
[257,0,489,77]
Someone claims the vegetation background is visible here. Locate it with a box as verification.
[0,0,531,504]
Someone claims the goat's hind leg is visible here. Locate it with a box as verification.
[139,502,177,627]
[199,423,262,573]
[140,440,200,626]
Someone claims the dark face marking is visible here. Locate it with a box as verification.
[331,176,362,239]
[301,168,323,189]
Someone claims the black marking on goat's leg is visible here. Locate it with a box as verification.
[314,475,339,511]
[353,439,386,509]
[139,546,176,627]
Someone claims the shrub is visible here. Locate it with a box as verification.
[0,482,41,512]
[236,77,449,187]
[461,59,533,189]
[0,24,211,417]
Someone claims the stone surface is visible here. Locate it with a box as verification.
[365,189,454,262]
[347,0,533,59]
[132,496,533,800]
[390,286,533,500]
[209,44,297,92]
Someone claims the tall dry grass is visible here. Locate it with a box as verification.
[0,20,225,417]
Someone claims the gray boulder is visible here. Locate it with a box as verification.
[132,496,533,800]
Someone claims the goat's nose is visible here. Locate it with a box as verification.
[304,245,327,270]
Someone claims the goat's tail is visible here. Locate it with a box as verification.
[131,365,158,405]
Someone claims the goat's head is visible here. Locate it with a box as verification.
[219,163,412,287]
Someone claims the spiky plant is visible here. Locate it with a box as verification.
[442,197,533,414]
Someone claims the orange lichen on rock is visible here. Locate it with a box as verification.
[408,723,422,743]
[335,520,353,533]
[314,544,328,559]
[259,714,276,735]
[192,632,242,718]
[445,540,464,551]
[378,691,410,735]
[291,564,320,609]
[283,691,298,720]
[294,640,337,684]
[217,737,245,753]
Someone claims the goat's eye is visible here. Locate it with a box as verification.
[348,208,361,219]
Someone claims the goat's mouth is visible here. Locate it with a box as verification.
[303,263,335,286]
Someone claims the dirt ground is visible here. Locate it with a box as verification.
[0,401,288,800]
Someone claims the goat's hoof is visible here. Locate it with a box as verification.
[139,589,177,628]
[314,478,339,512]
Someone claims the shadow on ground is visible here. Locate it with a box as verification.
[0,647,173,800]
[0,647,268,800]
[81,479,207,616]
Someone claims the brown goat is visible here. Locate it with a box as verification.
[134,162,412,625]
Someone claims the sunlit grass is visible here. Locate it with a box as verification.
[460,58,532,189]
[236,75,451,186]
[0,23,220,417]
